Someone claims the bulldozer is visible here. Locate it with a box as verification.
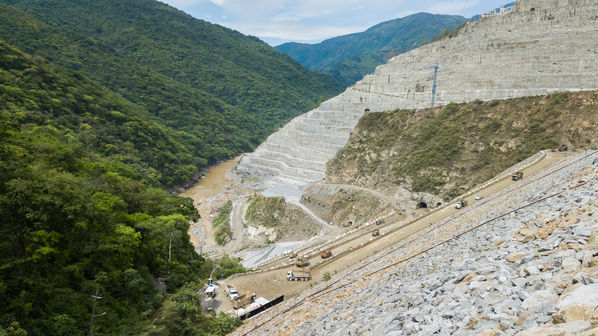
[512,171,523,181]
[455,199,468,209]
[320,249,332,259]
[295,257,309,268]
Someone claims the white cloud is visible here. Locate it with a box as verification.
[228,21,368,43]
[160,0,508,44]
[427,0,480,14]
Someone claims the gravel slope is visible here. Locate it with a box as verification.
[233,150,598,335]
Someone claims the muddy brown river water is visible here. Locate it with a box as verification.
[179,157,240,247]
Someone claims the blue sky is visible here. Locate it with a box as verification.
[161,0,512,46]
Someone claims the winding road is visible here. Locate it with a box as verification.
[218,151,571,306]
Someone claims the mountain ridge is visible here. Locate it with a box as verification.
[0,0,343,185]
[276,13,467,85]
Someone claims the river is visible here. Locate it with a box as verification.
[179,157,240,250]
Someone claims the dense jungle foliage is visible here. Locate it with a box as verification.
[0,4,341,330]
[0,0,342,186]
[0,40,244,335]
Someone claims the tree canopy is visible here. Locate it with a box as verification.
[0,40,242,336]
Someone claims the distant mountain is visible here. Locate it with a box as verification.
[0,0,343,186]
[276,13,467,85]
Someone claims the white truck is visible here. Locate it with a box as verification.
[287,270,311,281]
[225,285,239,300]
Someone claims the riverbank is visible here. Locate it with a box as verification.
[179,157,247,254]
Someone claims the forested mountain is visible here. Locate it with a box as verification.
[0,39,247,335]
[0,0,343,186]
[276,13,467,85]
[0,0,343,334]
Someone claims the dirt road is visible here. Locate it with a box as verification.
[221,151,569,304]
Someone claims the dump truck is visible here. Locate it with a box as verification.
[287,270,311,281]
[232,291,255,309]
[512,171,523,181]
[455,200,468,209]
[295,257,310,268]
[320,249,332,259]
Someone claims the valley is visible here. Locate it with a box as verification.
[181,1,598,334]
[191,148,567,307]
[3,0,598,335]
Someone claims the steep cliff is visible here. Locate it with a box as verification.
[236,0,598,194]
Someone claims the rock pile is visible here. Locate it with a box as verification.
[233,150,598,335]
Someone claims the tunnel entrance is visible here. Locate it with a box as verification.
[416,202,428,209]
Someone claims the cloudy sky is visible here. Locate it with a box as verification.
[161,0,512,45]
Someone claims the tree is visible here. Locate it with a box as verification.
[171,283,200,320]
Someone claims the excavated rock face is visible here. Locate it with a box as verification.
[236,0,598,193]
[233,150,598,336]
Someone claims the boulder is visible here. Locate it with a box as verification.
[552,304,596,325]
[521,290,558,313]
[508,253,526,263]
[558,284,598,310]
[516,320,592,336]
[579,327,598,336]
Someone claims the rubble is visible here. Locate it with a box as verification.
[233,151,598,335]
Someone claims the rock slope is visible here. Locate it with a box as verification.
[233,150,598,335]
[236,0,598,191]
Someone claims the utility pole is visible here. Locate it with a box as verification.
[89,285,106,336]
[423,65,439,107]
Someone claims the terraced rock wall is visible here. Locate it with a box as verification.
[236,0,598,190]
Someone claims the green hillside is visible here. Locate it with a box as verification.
[276,13,467,85]
[0,0,343,186]
[327,92,598,199]
[0,39,245,335]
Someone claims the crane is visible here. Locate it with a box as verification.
[423,65,439,107]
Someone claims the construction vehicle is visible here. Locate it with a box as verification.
[287,270,311,281]
[232,291,255,309]
[295,257,310,268]
[455,200,468,209]
[320,249,332,259]
[372,229,380,237]
[512,171,524,181]
[225,285,239,300]
[558,144,569,152]
[375,219,383,225]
